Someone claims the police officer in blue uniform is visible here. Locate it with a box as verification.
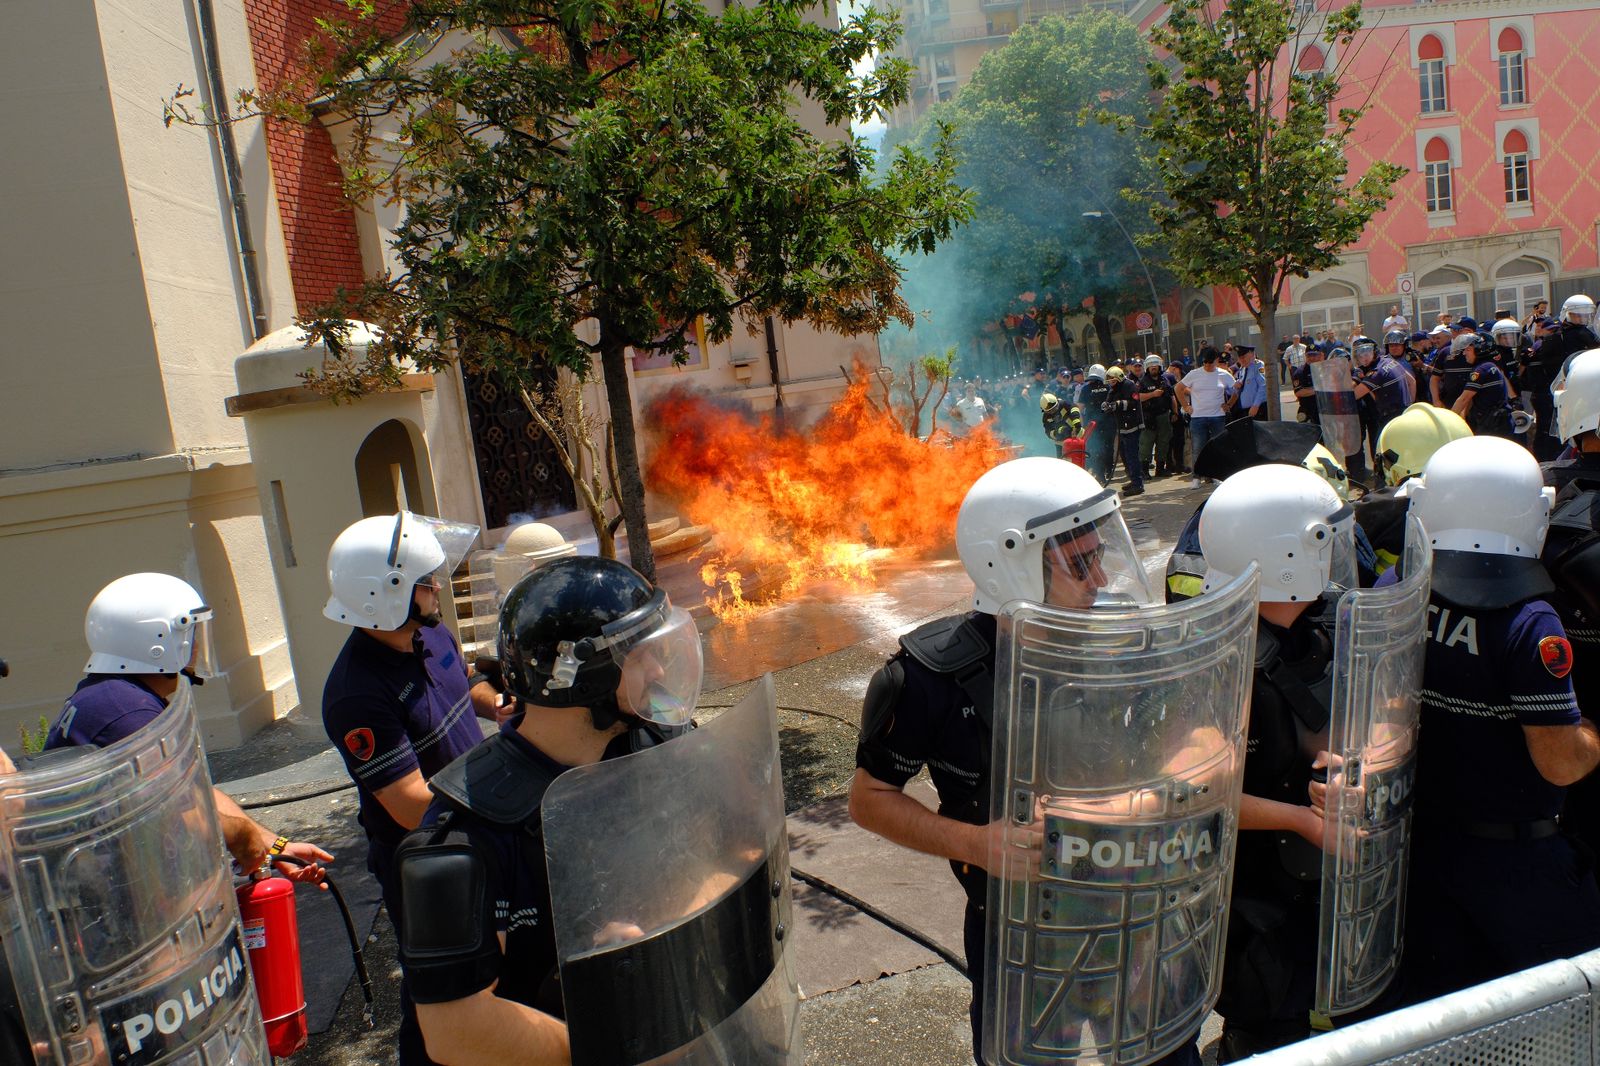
[1540,351,1600,883]
[391,556,705,1065]
[319,511,496,1064]
[1532,296,1600,456]
[849,457,1201,1065]
[1198,466,1356,1059]
[1429,321,1475,410]
[1448,332,1516,438]
[1399,436,1600,1004]
[45,572,331,881]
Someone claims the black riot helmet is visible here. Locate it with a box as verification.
[498,556,704,727]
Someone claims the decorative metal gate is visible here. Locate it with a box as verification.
[461,367,576,529]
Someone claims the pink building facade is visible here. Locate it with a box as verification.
[1167,0,1600,353]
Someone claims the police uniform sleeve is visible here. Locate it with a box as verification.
[1464,367,1491,391]
[855,658,931,788]
[1503,603,1582,726]
[324,693,421,792]
[395,819,506,1003]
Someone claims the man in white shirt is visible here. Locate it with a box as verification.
[1382,305,1409,334]
[953,381,987,435]
[1175,347,1236,488]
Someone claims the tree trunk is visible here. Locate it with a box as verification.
[1255,296,1281,421]
[597,326,656,581]
[1092,303,1116,362]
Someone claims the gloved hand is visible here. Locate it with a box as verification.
[1102,400,1117,413]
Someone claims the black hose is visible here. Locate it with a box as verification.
[237,780,355,810]
[262,858,376,1028]
[788,866,969,978]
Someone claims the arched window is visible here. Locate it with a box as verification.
[1494,257,1547,319]
[1298,280,1359,339]
[1418,35,1448,113]
[1502,128,1531,204]
[1418,265,1471,325]
[1296,45,1325,73]
[1423,137,1452,213]
[1498,28,1526,105]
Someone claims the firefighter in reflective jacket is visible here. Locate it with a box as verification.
[1399,437,1600,1005]
[1199,466,1356,1060]
[849,457,1201,1065]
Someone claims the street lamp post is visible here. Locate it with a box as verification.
[1083,208,1164,355]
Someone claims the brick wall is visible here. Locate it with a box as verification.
[240,0,405,314]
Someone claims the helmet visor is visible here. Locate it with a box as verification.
[1041,513,1153,609]
[184,610,219,679]
[615,607,704,727]
[394,512,481,585]
[1323,503,1359,593]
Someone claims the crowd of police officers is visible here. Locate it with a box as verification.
[2,333,1600,1064]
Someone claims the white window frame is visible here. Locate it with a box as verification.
[1419,58,1448,113]
[1498,50,1526,106]
[1503,152,1531,204]
[1300,299,1359,340]
[1424,159,1453,212]
[1417,288,1471,326]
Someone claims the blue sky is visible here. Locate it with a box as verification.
[843,0,888,145]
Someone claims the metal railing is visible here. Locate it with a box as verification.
[1250,949,1600,1064]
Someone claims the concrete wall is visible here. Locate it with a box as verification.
[0,0,299,751]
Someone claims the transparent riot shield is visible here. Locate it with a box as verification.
[0,680,269,1066]
[1312,356,1364,462]
[985,567,1260,1066]
[1314,516,1432,1018]
[542,674,799,1065]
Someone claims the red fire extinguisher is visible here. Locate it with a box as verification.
[237,875,308,1057]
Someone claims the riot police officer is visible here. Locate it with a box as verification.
[1351,334,1414,471]
[44,572,331,881]
[1541,351,1600,882]
[849,457,1202,1065]
[319,511,493,1064]
[1529,295,1599,458]
[1400,436,1600,1004]
[1104,365,1146,495]
[1080,364,1114,483]
[391,556,752,1066]
[1198,466,1357,1059]
[1449,332,1516,437]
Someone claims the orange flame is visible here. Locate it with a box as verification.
[645,368,1009,619]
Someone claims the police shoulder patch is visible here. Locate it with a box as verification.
[345,727,377,762]
[1539,635,1574,679]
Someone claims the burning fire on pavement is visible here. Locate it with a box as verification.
[644,368,1009,620]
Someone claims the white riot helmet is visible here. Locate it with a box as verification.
[1408,437,1554,558]
[1199,465,1356,603]
[1492,317,1523,347]
[1087,364,1107,382]
[1144,354,1164,370]
[1562,294,1596,326]
[325,511,480,630]
[1555,349,1600,444]
[85,573,218,677]
[955,457,1154,613]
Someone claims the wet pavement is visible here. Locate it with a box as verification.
[210,463,1216,1065]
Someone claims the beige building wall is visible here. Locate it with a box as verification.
[0,0,299,750]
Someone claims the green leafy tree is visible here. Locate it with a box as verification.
[188,0,967,580]
[890,13,1171,363]
[1144,0,1404,416]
